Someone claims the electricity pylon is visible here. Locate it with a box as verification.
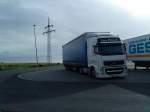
[43,17,55,64]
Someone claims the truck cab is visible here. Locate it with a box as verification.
[87,33,128,78]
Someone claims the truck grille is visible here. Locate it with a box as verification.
[104,60,124,66]
[105,67,124,75]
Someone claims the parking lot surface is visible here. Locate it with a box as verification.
[0,67,150,112]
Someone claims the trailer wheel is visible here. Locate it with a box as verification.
[76,67,80,72]
[65,66,68,70]
[65,66,71,71]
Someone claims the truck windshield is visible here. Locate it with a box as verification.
[98,43,125,55]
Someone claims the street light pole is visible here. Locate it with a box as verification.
[33,24,39,64]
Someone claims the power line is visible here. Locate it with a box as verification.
[33,24,39,64]
[43,17,55,64]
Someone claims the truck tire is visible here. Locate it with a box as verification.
[90,67,96,78]
[65,66,70,70]
[75,67,79,72]
[65,66,72,71]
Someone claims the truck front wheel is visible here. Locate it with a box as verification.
[90,67,96,78]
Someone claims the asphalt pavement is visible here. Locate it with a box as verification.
[0,66,150,112]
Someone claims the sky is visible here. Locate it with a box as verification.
[0,0,150,63]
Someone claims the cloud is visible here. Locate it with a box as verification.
[0,0,150,62]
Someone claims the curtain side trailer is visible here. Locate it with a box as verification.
[124,34,150,69]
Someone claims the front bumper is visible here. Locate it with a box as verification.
[96,65,128,78]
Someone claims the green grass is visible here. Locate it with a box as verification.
[0,63,61,71]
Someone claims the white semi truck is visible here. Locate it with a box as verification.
[63,32,128,78]
[124,34,150,69]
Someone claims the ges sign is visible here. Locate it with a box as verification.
[129,41,150,54]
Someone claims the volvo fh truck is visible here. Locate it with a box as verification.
[63,32,127,78]
[124,34,150,69]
